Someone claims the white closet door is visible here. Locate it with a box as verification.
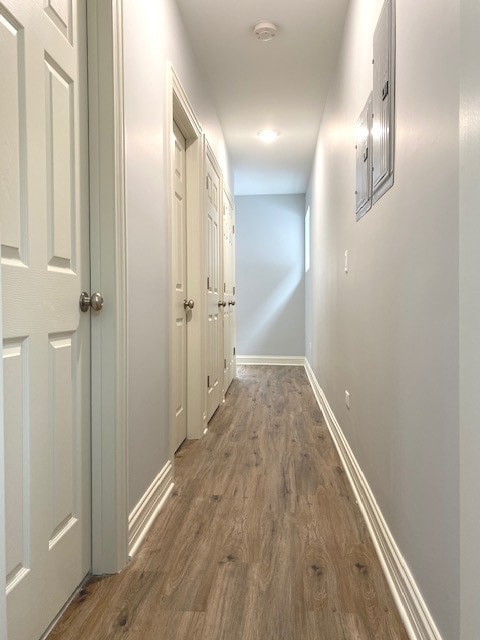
[205,152,221,421]
[172,121,188,451]
[1,2,91,638]
[222,189,235,392]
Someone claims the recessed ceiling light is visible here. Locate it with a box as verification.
[253,21,277,42]
[258,129,280,143]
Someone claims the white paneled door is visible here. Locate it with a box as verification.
[205,151,221,421]
[172,121,188,451]
[222,189,236,393]
[1,2,91,639]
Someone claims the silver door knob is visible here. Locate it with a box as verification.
[184,299,195,309]
[80,291,104,312]
[218,301,226,307]
[228,300,236,306]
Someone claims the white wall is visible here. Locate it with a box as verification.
[306,1,460,637]
[235,194,305,358]
[123,0,230,512]
[459,0,480,636]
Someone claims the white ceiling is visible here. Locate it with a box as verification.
[175,0,349,196]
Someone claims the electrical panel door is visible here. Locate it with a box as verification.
[355,93,373,220]
[372,0,395,202]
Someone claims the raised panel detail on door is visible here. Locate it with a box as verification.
[172,121,187,451]
[45,55,75,271]
[0,8,27,265]
[3,339,29,591]
[48,334,77,547]
[44,0,72,44]
[206,152,221,421]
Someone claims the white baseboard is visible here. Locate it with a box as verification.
[237,355,305,366]
[304,359,442,640]
[128,461,174,557]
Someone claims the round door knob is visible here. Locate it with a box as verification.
[228,300,236,306]
[90,292,104,311]
[80,291,104,312]
[218,301,226,307]
[184,299,195,309]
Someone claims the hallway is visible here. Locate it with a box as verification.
[48,366,407,640]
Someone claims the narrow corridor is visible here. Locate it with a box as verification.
[48,366,408,639]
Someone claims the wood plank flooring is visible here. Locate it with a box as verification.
[48,365,409,640]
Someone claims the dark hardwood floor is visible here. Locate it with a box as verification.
[48,365,409,639]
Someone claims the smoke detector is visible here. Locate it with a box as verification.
[253,21,277,42]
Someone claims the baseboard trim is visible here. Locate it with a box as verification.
[237,355,305,366]
[128,461,174,557]
[304,359,442,640]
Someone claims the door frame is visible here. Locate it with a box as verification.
[86,0,128,575]
[167,64,206,462]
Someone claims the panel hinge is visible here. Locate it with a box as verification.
[207,276,210,289]
[233,286,236,295]
[224,358,227,369]
[206,176,209,189]
[232,225,235,234]
[207,375,210,388]
[233,347,236,356]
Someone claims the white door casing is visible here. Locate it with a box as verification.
[1,1,90,639]
[231,202,237,382]
[205,146,222,421]
[172,121,188,451]
[87,0,128,576]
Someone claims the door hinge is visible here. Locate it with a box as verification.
[224,283,226,292]
[233,286,236,295]
[224,358,227,369]
[207,276,210,289]
[232,225,235,234]
[382,80,389,101]
[207,375,210,388]
[233,347,236,356]
[206,176,209,189]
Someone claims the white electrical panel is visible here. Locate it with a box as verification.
[355,93,373,220]
[372,0,395,203]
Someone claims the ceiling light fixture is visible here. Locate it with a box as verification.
[258,129,280,143]
[253,21,277,42]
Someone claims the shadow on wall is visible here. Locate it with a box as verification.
[235,194,306,358]
[238,264,304,355]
